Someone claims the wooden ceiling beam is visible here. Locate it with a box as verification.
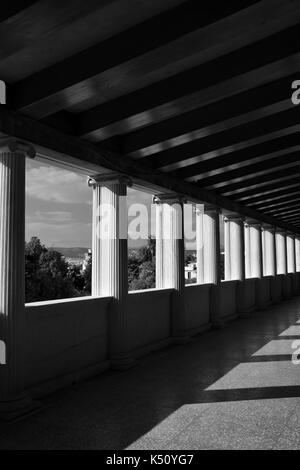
[188,151,300,186]
[9,0,260,117]
[213,167,300,195]
[75,23,300,141]
[152,119,300,175]
[245,189,300,207]
[280,215,300,223]
[0,1,38,22]
[261,198,300,212]
[1,103,299,234]
[227,176,300,200]
[268,206,300,217]
[122,74,295,156]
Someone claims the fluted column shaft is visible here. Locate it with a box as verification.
[224,216,245,281]
[0,151,26,399]
[195,205,204,284]
[91,181,130,365]
[203,206,222,326]
[296,238,300,272]
[160,202,184,290]
[287,234,296,274]
[275,231,287,275]
[155,203,164,288]
[155,196,187,340]
[244,224,251,278]
[92,184,127,299]
[249,223,263,279]
[263,227,276,276]
[224,218,231,281]
[203,207,220,285]
[224,215,246,316]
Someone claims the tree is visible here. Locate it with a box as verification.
[25,234,157,301]
[128,237,156,290]
[68,264,86,293]
[140,236,156,262]
[129,260,156,290]
[185,251,195,265]
[25,237,77,302]
[128,252,141,287]
[82,254,92,294]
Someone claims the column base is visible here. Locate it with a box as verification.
[0,393,41,422]
[282,276,292,299]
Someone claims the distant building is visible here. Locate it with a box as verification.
[185,262,197,282]
[66,257,83,266]
[82,249,92,272]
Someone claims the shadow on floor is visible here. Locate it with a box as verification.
[0,297,300,449]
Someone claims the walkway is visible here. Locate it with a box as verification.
[1,297,300,450]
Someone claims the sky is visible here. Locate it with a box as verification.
[25,158,197,249]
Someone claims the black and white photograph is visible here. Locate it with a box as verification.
[1,0,300,455]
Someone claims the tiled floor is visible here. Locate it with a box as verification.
[1,297,300,449]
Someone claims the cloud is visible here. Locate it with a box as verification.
[26,221,92,247]
[25,161,92,246]
[27,211,73,223]
[26,164,91,204]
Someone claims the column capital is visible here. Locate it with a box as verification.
[204,204,220,215]
[0,138,35,159]
[245,218,261,228]
[224,213,245,223]
[275,227,287,235]
[287,231,296,239]
[153,193,187,204]
[261,223,276,232]
[88,172,132,188]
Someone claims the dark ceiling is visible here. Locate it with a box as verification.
[2,0,300,229]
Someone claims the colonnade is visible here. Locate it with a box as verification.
[0,144,300,418]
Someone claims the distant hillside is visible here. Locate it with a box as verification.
[49,247,89,258]
[50,246,145,258]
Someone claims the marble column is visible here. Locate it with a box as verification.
[89,173,133,369]
[244,223,251,279]
[0,138,36,420]
[262,226,276,276]
[224,215,246,315]
[276,229,290,299]
[275,230,287,275]
[224,215,245,281]
[248,221,265,309]
[155,201,164,288]
[203,206,221,285]
[287,234,296,274]
[262,227,267,276]
[296,237,300,272]
[263,225,278,304]
[295,237,300,294]
[154,194,188,342]
[195,205,204,284]
[287,233,297,295]
[224,217,231,281]
[249,222,263,279]
[203,206,222,326]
